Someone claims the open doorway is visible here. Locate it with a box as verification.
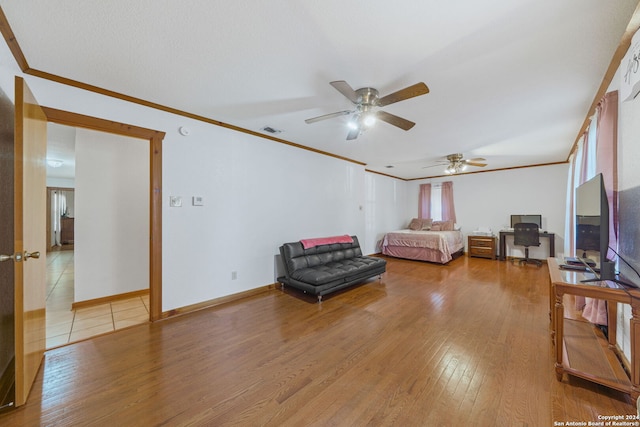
[45,113,164,348]
[45,123,152,348]
[47,187,75,252]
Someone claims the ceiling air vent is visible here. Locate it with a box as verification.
[260,126,283,135]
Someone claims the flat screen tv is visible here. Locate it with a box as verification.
[575,173,615,281]
[618,184,640,287]
[510,214,542,229]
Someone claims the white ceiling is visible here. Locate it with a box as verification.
[45,123,75,180]
[2,1,639,179]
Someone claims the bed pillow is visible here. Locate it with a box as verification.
[408,218,422,230]
[421,218,433,230]
[431,220,455,231]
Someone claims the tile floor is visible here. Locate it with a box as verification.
[46,249,149,348]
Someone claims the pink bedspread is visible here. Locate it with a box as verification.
[300,235,353,249]
[381,229,464,264]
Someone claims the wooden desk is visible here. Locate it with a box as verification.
[498,230,554,261]
[548,257,640,399]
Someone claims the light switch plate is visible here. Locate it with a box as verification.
[192,196,204,206]
[169,196,182,207]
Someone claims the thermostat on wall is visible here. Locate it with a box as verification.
[192,196,204,206]
[178,126,190,136]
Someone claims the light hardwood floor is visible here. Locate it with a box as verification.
[1,255,635,425]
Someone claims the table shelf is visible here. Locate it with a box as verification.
[561,318,631,393]
[548,257,640,399]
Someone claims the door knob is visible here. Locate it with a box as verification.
[24,251,40,261]
[0,252,23,262]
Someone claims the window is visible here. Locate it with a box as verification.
[419,181,456,223]
[431,185,442,221]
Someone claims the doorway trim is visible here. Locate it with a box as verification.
[41,107,164,321]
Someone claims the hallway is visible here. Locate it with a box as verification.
[46,250,149,348]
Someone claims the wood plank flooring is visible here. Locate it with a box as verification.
[0,255,635,426]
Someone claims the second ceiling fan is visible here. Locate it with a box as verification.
[423,153,488,175]
[305,80,429,140]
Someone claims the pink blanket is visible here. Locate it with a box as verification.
[300,235,353,249]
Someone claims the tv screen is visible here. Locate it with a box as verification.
[575,173,614,280]
[576,221,600,254]
[618,184,640,287]
[510,214,542,229]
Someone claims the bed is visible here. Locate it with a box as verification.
[381,219,464,264]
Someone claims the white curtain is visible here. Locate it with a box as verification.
[52,190,67,246]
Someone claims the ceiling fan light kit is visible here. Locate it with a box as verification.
[445,163,467,175]
[46,159,64,168]
[347,109,377,139]
[305,80,429,140]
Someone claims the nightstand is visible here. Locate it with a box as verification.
[468,235,497,260]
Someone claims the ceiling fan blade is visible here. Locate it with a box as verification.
[464,161,488,167]
[377,82,429,107]
[421,163,448,169]
[462,158,488,167]
[305,110,352,124]
[375,110,415,131]
[346,128,360,140]
[330,81,359,103]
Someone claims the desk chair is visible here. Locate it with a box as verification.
[513,222,542,267]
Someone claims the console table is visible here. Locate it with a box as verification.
[498,230,554,261]
[548,257,640,399]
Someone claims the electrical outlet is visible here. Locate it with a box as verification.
[193,196,204,206]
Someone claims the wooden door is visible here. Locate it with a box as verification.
[0,75,15,411]
[14,76,47,406]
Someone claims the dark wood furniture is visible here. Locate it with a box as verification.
[548,257,640,400]
[499,230,554,261]
[467,235,496,260]
[60,217,74,244]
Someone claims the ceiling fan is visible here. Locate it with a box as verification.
[423,153,487,174]
[305,80,429,140]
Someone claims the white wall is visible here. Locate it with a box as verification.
[162,126,368,308]
[407,164,569,260]
[363,172,410,254]
[74,129,149,301]
[46,177,75,188]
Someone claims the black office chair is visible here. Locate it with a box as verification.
[513,222,542,267]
